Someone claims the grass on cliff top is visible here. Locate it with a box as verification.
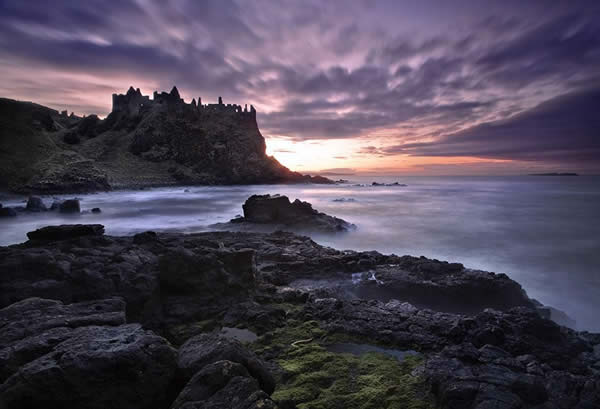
[254,320,434,409]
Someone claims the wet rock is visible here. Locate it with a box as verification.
[0,206,17,217]
[25,196,46,211]
[26,224,105,241]
[59,198,80,213]
[171,360,277,409]
[91,207,101,213]
[178,333,275,394]
[1,323,177,409]
[222,194,355,233]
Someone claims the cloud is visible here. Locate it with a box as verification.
[383,86,600,163]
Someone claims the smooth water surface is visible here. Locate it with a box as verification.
[1,175,599,331]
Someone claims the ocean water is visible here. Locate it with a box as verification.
[1,175,599,331]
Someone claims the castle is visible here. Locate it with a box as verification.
[111,86,257,118]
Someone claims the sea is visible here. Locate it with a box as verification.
[1,175,599,332]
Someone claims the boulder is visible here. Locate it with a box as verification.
[26,224,105,241]
[0,297,126,382]
[0,297,178,409]
[59,198,80,213]
[91,207,101,213]
[178,333,275,394]
[25,196,46,212]
[171,360,277,409]
[225,194,355,233]
[0,206,17,217]
[0,323,178,409]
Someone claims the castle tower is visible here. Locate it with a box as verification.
[218,96,223,105]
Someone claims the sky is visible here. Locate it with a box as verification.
[0,0,599,175]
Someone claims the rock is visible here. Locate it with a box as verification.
[222,194,356,233]
[59,198,80,213]
[171,360,277,409]
[63,131,81,144]
[26,224,105,241]
[0,206,17,217]
[371,181,407,186]
[0,297,178,409]
[25,196,46,211]
[178,333,275,394]
[0,297,126,382]
[91,207,101,213]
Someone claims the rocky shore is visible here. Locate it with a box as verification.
[1,224,598,408]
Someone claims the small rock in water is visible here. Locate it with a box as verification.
[0,205,17,217]
[27,224,105,241]
[59,199,81,213]
[332,197,356,202]
[91,207,101,213]
[221,194,356,233]
[26,196,47,212]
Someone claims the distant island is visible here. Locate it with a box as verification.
[529,172,579,176]
[0,87,331,194]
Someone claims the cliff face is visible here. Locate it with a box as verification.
[0,87,330,193]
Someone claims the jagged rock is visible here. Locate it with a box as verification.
[25,196,46,211]
[0,297,126,382]
[26,224,105,241]
[178,333,275,394]
[220,194,356,233]
[171,360,277,409]
[0,297,178,409]
[59,198,80,213]
[0,323,177,409]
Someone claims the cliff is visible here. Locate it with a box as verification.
[0,87,331,194]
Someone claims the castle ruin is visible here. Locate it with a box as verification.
[111,86,257,119]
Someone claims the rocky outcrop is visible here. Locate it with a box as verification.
[178,333,275,394]
[0,90,331,194]
[171,360,277,409]
[0,297,178,409]
[0,224,598,408]
[219,194,356,233]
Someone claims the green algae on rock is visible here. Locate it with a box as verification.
[273,344,432,409]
